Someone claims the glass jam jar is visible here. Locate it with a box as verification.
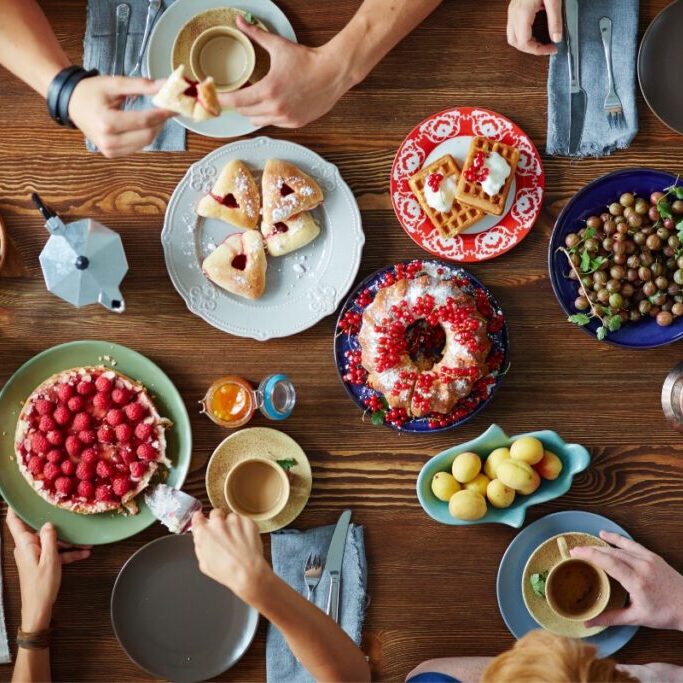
[201,374,296,428]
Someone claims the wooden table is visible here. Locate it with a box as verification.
[2,0,683,680]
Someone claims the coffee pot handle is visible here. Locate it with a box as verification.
[556,536,570,560]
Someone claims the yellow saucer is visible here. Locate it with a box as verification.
[205,427,312,534]
[172,8,270,86]
[522,532,628,638]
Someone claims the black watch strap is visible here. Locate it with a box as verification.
[46,66,99,128]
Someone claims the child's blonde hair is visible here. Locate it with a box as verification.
[481,630,637,682]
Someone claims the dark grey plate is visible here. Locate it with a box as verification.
[638,0,683,135]
[111,534,259,682]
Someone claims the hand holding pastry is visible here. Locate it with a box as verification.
[217,17,356,129]
[68,76,175,158]
[571,530,683,631]
[191,509,271,603]
[6,508,90,631]
[507,0,562,56]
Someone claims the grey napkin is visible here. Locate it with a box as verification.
[267,523,368,683]
[83,0,185,151]
[547,0,639,157]
[0,530,10,664]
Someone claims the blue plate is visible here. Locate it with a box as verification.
[548,168,682,348]
[417,425,590,527]
[497,510,639,657]
[333,260,509,433]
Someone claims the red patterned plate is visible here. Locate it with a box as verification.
[391,107,544,262]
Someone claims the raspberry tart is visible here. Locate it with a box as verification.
[261,211,321,257]
[15,367,172,515]
[153,65,220,122]
[261,160,324,225]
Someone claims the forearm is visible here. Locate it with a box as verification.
[329,0,443,87]
[249,570,370,682]
[12,648,51,683]
[0,0,70,98]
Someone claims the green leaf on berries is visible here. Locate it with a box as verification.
[579,250,591,272]
[371,411,385,426]
[380,396,389,410]
[666,185,683,200]
[658,199,673,219]
[606,314,622,332]
[584,226,597,239]
[596,326,607,341]
[568,313,591,326]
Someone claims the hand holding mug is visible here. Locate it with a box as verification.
[571,530,683,630]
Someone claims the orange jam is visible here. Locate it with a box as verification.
[202,376,255,428]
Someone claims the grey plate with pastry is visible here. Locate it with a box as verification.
[162,136,364,340]
[145,0,296,138]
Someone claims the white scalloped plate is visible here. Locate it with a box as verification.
[161,137,365,340]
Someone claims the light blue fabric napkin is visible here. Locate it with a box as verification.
[547,0,639,157]
[267,523,368,683]
[83,0,185,151]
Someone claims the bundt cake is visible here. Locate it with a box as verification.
[357,275,491,417]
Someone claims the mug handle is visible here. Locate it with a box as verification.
[557,536,570,560]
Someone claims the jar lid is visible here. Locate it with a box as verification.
[257,374,296,421]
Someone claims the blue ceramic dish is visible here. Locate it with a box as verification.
[416,424,590,527]
[333,260,509,434]
[497,510,638,657]
[548,167,682,348]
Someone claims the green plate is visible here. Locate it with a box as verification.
[0,340,192,545]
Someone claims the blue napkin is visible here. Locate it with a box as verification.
[547,0,639,157]
[83,0,186,151]
[267,523,368,683]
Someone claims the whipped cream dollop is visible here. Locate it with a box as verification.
[424,174,458,213]
[480,152,511,197]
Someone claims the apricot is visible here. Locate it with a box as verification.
[533,450,563,481]
[451,452,481,484]
[448,489,487,521]
[497,460,541,495]
[486,479,516,508]
[484,447,511,479]
[510,436,544,465]
[431,472,461,501]
[465,473,490,497]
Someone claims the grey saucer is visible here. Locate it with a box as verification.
[638,0,683,135]
[111,534,259,682]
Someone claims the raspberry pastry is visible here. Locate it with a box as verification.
[197,160,260,230]
[261,160,324,225]
[261,211,321,257]
[15,367,172,515]
[202,230,267,300]
[152,65,220,122]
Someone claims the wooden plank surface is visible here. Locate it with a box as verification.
[2,0,683,680]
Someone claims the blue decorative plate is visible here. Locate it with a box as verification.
[497,510,639,658]
[333,260,509,433]
[548,167,683,348]
[417,424,590,527]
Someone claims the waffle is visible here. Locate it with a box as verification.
[409,155,484,237]
[455,137,519,216]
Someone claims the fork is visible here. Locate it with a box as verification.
[128,0,162,78]
[303,552,323,601]
[599,16,626,129]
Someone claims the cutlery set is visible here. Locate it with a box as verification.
[564,3,625,154]
[112,0,163,79]
[303,509,352,624]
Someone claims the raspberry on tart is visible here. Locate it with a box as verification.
[152,65,220,122]
[15,366,172,515]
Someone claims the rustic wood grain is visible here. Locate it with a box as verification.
[2,0,683,680]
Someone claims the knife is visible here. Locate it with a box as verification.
[323,509,352,623]
[565,0,587,155]
[112,3,131,77]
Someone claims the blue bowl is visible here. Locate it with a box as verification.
[548,167,682,348]
[333,260,509,434]
[416,424,591,527]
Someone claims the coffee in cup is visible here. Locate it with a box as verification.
[545,536,611,621]
[189,26,255,93]
[224,456,290,522]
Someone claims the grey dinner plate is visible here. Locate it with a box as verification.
[111,534,259,682]
[638,0,683,135]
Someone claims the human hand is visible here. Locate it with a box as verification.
[571,530,683,631]
[191,509,271,603]
[217,17,355,129]
[67,76,175,158]
[6,509,90,632]
[507,0,562,56]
